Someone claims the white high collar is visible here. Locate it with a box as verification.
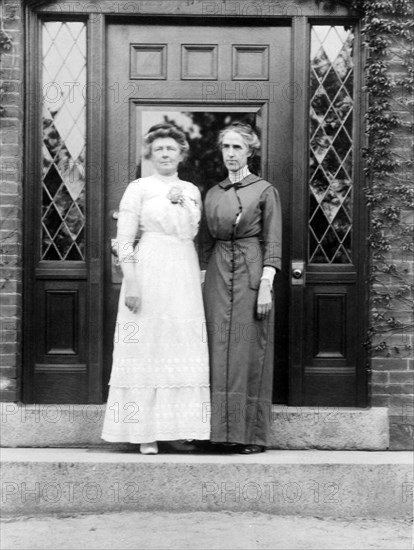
[154,172,179,183]
[228,165,251,183]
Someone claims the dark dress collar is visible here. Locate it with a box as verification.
[219,173,262,191]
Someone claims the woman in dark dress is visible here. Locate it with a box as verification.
[201,122,282,454]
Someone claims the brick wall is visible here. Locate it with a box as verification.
[0,0,23,401]
[369,34,414,449]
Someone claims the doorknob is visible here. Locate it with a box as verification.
[291,261,305,285]
[112,210,119,220]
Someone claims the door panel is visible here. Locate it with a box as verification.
[23,20,89,403]
[289,22,366,406]
[303,284,358,406]
[34,280,87,403]
[105,23,292,402]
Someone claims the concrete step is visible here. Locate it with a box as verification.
[0,404,389,450]
[1,448,412,518]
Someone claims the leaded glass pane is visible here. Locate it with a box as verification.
[41,22,86,261]
[309,25,354,264]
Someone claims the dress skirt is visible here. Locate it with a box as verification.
[204,238,275,447]
[101,232,211,443]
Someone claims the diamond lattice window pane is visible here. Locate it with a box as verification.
[41,21,86,261]
[309,25,354,264]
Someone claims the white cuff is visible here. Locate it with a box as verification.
[260,266,276,285]
[200,270,206,284]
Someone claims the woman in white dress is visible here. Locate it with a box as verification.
[101,123,210,454]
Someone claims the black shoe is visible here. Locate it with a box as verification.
[238,445,266,454]
[211,442,239,453]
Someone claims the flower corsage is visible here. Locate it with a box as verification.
[167,186,185,206]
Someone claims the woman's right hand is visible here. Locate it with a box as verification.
[256,278,273,320]
[124,278,141,313]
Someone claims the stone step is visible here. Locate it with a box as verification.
[1,448,412,518]
[0,404,389,450]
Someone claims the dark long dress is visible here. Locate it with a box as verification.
[201,173,282,446]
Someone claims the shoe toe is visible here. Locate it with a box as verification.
[238,445,265,454]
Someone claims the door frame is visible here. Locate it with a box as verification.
[104,20,293,402]
[289,17,368,406]
[23,1,366,405]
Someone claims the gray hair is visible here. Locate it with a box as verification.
[143,123,190,160]
[218,122,261,155]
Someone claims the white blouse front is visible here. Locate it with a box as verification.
[116,173,202,262]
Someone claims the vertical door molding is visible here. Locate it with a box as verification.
[289,16,309,405]
[352,20,369,407]
[22,7,42,401]
[86,13,106,402]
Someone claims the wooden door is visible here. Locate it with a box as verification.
[104,22,292,402]
[25,15,366,407]
[289,22,367,406]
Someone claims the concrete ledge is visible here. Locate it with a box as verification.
[0,404,390,450]
[389,414,414,451]
[270,406,389,450]
[0,449,412,518]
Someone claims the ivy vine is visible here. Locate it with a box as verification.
[319,0,413,356]
[355,0,414,357]
[0,0,13,53]
[0,0,14,117]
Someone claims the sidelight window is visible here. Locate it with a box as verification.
[41,21,86,261]
[308,25,355,264]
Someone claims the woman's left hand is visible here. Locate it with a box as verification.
[257,279,273,320]
[124,278,141,314]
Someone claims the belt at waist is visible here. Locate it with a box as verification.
[215,236,261,243]
[142,231,193,242]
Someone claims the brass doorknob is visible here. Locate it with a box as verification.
[292,268,303,279]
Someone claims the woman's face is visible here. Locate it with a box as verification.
[221,130,251,172]
[150,137,183,176]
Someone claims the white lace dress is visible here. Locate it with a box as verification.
[101,173,211,443]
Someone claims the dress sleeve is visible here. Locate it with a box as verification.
[116,180,142,263]
[196,196,216,270]
[182,183,202,238]
[260,185,282,272]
